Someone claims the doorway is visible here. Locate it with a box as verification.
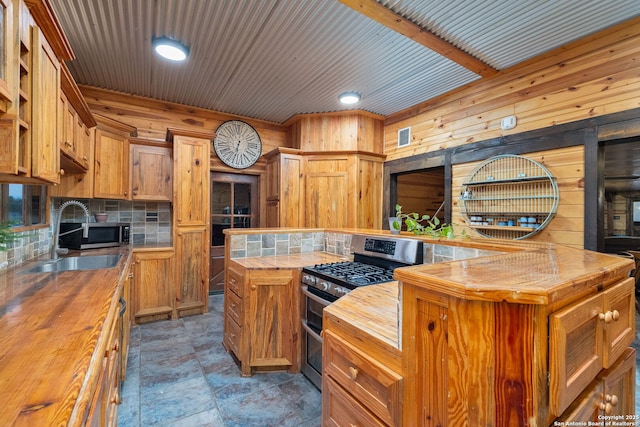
[210,172,258,294]
[395,167,446,226]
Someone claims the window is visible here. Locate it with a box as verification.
[0,184,48,228]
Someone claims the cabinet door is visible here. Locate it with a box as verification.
[549,278,635,416]
[31,26,60,184]
[133,250,174,323]
[247,269,298,369]
[174,137,209,226]
[94,129,129,199]
[175,227,208,315]
[323,376,387,427]
[600,347,636,418]
[121,263,132,380]
[130,144,172,201]
[305,173,349,228]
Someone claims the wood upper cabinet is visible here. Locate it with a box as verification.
[549,278,635,415]
[30,25,59,184]
[58,63,94,173]
[93,115,136,199]
[302,152,384,228]
[130,139,172,201]
[264,148,302,227]
[132,249,174,324]
[173,133,209,226]
[223,260,300,376]
[0,0,12,108]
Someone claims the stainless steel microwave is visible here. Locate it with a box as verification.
[58,222,131,250]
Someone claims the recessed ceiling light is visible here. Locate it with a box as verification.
[339,92,361,105]
[153,36,189,61]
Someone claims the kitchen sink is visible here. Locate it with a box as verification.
[23,254,122,274]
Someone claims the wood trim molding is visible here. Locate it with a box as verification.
[337,0,497,77]
[24,0,74,61]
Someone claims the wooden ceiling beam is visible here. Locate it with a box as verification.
[337,0,499,77]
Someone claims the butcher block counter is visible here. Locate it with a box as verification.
[0,247,132,426]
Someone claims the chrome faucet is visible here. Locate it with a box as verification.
[52,200,91,259]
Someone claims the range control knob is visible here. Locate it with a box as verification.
[335,286,349,297]
[320,280,330,291]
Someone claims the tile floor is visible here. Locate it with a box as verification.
[118,294,640,426]
[117,294,322,427]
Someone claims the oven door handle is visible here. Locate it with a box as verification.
[301,285,332,308]
[301,319,323,343]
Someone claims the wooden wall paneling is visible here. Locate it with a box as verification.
[383,20,640,162]
[79,86,287,155]
[396,169,445,218]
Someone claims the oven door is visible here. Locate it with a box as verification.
[301,285,332,390]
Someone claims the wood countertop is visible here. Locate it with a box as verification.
[230,252,350,269]
[393,243,634,306]
[0,248,131,426]
[323,281,401,351]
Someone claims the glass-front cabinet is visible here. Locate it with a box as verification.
[211,181,253,246]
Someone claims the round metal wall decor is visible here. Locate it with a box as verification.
[460,154,559,240]
[213,120,262,169]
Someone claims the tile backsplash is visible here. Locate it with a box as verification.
[53,198,172,245]
[0,227,51,271]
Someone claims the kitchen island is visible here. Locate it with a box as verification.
[0,247,132,426]
[224,228,636,426]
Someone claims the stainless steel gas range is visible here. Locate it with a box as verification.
[300,234,423,390]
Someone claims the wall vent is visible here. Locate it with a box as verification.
[398,127,411,147]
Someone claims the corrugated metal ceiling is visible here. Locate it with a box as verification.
[49,0,640,124]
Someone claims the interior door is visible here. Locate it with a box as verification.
[210,172,258,294]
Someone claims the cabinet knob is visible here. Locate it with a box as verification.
[60,168,65,176]
[599,402,613,415]
[605,394,619,407]
[611,310,620,321]
[250,285,256,290]
[599,311,613,323]
[348,366,358,380]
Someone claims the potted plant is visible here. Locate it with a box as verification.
[392,204,455,238]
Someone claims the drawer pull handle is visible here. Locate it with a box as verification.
[348,366,358,380]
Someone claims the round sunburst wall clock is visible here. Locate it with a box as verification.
[213,120,262,169]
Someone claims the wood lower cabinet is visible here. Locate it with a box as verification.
[323,330,402,427]
[132,248,174,324]
[83,259,131,427]
[557,348,636,422]
[223,260,300,376]
[399,275,636,426]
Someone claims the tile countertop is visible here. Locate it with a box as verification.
[0,247,132,426]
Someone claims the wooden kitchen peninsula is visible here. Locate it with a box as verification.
[224,229,636,425]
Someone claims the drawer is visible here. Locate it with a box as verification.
[227,265,244,297]
[323,376,387,427]
[226,289,243,326]
[225,315,242,357]
[323,331,402,426]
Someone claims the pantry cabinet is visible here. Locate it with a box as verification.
[168,128,211,318]
[132,248,174,324]
[223,260,300,376]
